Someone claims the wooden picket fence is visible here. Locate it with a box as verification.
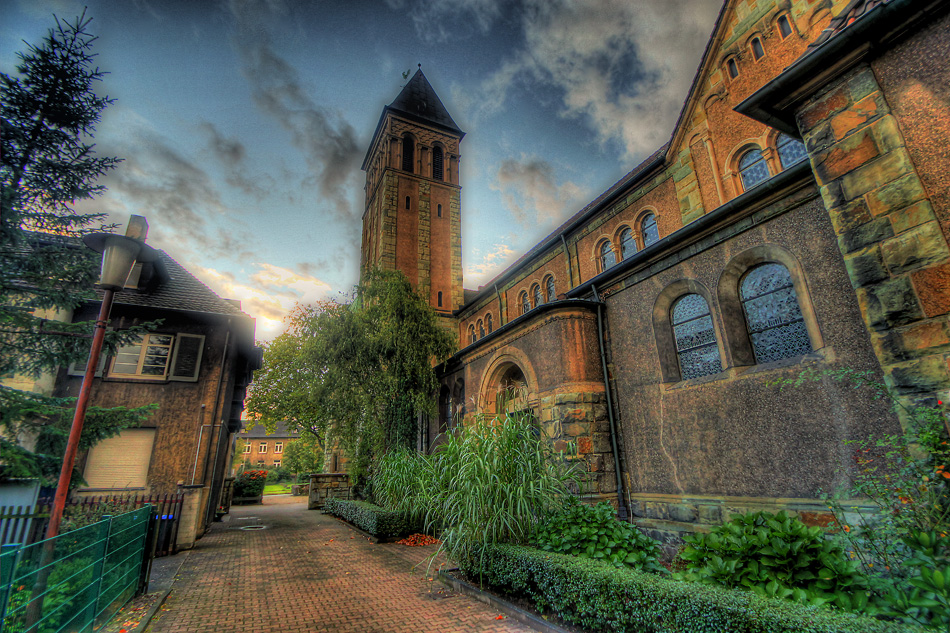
[0,492,184,558]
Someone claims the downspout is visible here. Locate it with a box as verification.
[190,405,208,485]
[494,284,505,326]
[561,234,574,288]
[591,284,628,520]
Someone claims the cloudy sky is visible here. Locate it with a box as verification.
[2,0,721,340]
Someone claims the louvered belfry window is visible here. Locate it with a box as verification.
[740,263,811,363]
[433,146,444,181]
[402,135,414,173]
[671,294,722,380]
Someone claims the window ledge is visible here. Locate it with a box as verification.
[662,347,833,390]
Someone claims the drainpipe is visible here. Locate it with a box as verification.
[591,284,628,520]
[190,405,209,485]
[561,234,574,288]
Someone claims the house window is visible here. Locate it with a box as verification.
[402,135,414,173]
[273,460,281,468]
[750,37,764,60]
[641,214,659,248]
[275,442,283,453]
[468,325,476,345]
[438,291,443,307]
[110,333,174,379]
[671,294,722,380]
[727,58,739,79]
[620,228,637,259]
[739,148,770,191]
[777,134,808,169]
[532,283,542,307]
[478,319,485,339]
[777,15,793,39]
[599,240,616,272]
[259,443,267,453]
[486,313,493,334]
[243,444,251,454]
[433,146,444,181]
[545,275,556,302]
[437,204,442,218]
[740,263,811,363]
[520,291,530,315]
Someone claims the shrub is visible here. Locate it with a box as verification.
[464,543,920,633]
[531,497,667,575]
[371,446,432,525]
[323,498,419,538]
[233,470,267,498]
[675,510,873,611]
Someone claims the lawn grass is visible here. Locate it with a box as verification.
[263,483,293,495]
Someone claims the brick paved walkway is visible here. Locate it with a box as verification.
[144,497,533,633]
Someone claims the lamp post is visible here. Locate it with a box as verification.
[45,233,158,540]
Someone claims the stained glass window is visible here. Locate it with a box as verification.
[520,291,530,315]
[468,325,476,345]
[740,263,812,363]
[641,214,659,247]
[777,134,808,169]
[487,313,493,334]
[600,240,616,271]
[739,149,770,191]
[545,276,556,302]
[620,228,637,259]
[671,294,722,380]
[478,319,485,339]
[532,284,542,307]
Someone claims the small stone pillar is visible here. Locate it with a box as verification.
[176,484,204,550]
[307,473,352,510]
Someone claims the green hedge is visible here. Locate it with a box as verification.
[464,544,923,633]
[323,498,419,538]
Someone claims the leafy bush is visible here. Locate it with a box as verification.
[371,446,432,525]
[675,510,873,611]
[265,466,294,483]
[464,543,920,633]
[233,470,267,498]
[531,497,666,574]
[323,498,419,538]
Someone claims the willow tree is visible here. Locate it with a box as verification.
[246,269,455,486]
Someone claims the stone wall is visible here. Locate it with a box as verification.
[307,473,351,510]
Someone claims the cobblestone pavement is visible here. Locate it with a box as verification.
[144,497,533,633]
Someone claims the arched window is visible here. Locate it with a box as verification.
[437,204,442,218]
[405,196,411,210]
[478,319,485,339]
[438,291,443,307]
[402,135,414,173]
[777,134,807,169]
[468,325,476,345]
[439,387,451,433]
[740,263,812,363]
[750,37,765,60]
[432,146,444,181]
[532,283,542,307]
[545,275,556,302]
[486,313,493,334]
[671,294,722,380]
[739,148,770,191]
[520,291,530,315]
[727,58,739,79]
[599,240,616,272]
[620,228,637,259]
[777,15,793,39]
[641,214,659,248]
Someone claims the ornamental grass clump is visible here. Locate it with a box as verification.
[372,447,433,526]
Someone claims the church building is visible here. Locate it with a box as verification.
[359,0,950,548]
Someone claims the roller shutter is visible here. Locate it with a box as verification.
[83,429,156,489]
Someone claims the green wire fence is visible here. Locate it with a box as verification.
[0,506,151,633]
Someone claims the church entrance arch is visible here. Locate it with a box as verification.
[479,351,539,417]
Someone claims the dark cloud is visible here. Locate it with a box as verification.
[200,121,246,166]
[198,121,268,199]
[491,155,584,227]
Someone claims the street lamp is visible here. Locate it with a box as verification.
[45,233,158,539]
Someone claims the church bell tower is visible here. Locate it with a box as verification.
[360,68,464,317]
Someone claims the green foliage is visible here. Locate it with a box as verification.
[0,11,158,482]
[675,511,872,611]
[265,466,294,483]
[531,497,667,574]
[233,470,267,498]
[281,432,324,478]
[464,543,921,633]
[245,268,455,486]
[371,446,432,525]
[323,498,420,538]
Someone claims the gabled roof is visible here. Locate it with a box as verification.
[240,419,296,438]
[388,68,463,135]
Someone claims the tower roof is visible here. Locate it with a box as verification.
[387,68,463,136]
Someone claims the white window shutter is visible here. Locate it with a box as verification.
[168,334,205,382]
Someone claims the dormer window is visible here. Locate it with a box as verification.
[750,37,765,61]
[433,146,444,181]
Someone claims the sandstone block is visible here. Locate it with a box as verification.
[830,93,883,140]
[890,200,937,236]
[912,262,950,317]
[872,320,950,363]
[887,356,950,394]
[563,422,590,437]
[840,150,913,201]
[848,68,879,103]
[592,432,612,453]
[803,120,835,154]
[881,220,950,275]
[668,503,698,523]
[698,504,722,525]
[819,182,845,210]
[814,130,880,184]
[839,217,894,254]
[829,198,872,235]
[799,85,849,129]
[576,436,593,454]
[859,277,925,331]
[844,246,889,288]
[865,172,929,217]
